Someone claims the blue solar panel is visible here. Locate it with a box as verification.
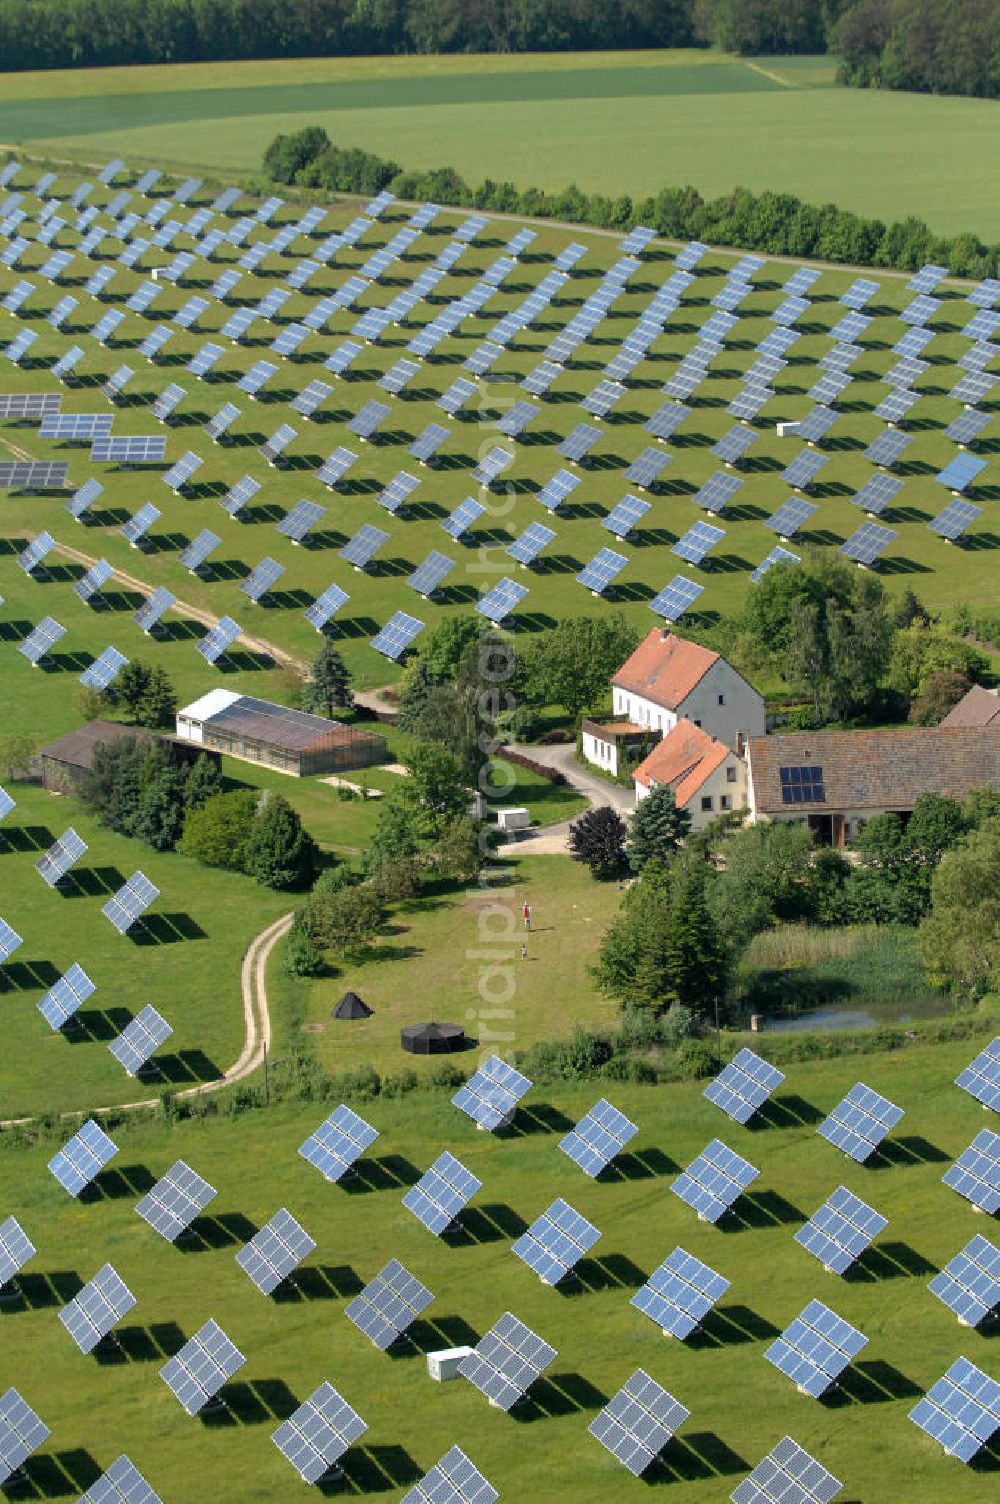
[38,962,95,1030]
[603,494,651,539]
[765,1299,867,1398]
[794,1186,887,1275]
[197,615,241,665]
[631,1247,730,1339]
[943,1129,1000,1214]
[459,1312,555,1411]
[649,576,703,622]
[507,522,556,567]
[929,1235,1000,1329]
[299,1104,378,1183]
[704,1048,785,1124]
[909,1357,1000,1462]
[340,524,388,570]
[453,1055,531,1130]
[48,1118,118,1196]
[559,1098,638,1179]
[673,521,725,564]
[840,521,896,565]
[476,577,528,623]
[955,1035,1000,1110]
[179,529,220,572]
[577,547,627,594]
[937,452,987,493]
[731,1436,843,1504]
[403,1151,481,1236]
[672,1139,758,1223]
[817,1082,903,1163]
[513,1199,600,1285]
[442,497,485,540]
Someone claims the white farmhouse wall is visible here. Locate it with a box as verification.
[581,729,621,776]
[614,660,763,750]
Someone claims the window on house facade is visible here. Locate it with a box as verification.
[701,795,713,812]
[726,765,737,783]
[718,693,725,705]
[720,795,731,811]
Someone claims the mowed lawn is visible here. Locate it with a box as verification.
[0,782,286,1120]
[2,51,1000,236]
[294,853,621,1079]
[1,1043,999,1502]
[1,189,999,711]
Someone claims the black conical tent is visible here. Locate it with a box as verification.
[332,991,373,1021]
[400,1021,466,1055]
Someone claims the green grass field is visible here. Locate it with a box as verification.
[1,50,1000,237]
[292,853,621,1079]
[2,1043,998,1502]
[1,184,998,713]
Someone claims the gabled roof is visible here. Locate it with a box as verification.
[612,629,720,710]
[940,685,1000,729]
[633,719,731,806]
[749,727,1000,815]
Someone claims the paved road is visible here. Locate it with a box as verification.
[503,740,634,854]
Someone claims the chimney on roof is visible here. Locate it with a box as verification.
[660,628,671,644]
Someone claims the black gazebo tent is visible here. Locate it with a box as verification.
[332,991,373,1021]
[400,1021,466,1055]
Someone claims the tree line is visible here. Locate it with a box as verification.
[265,126,1000,278]
[0,0,695,72]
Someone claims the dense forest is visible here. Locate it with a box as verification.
[0,0,995,100]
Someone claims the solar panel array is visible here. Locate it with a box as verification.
[559,1098,638,1178]
[794,1186,888,1275]
[942,1129,1000,1214]
[136,1160,216,1242]
[345,1258,433,1349]
[928,1234,1000,1328]
[909,1357,1000,1462]
[35,826,87,887]
[631,1246,730,1339]
[236,1208,316,1295]
[453,1055,531,1130]
[731,1436,843,1504]
[765,1299,867,1397]
[0,1389,50,1486]
[160,1318,245,1414]
[704,1048,785,1124]
[955,1034,1000,1110]
[403,1151,481,1236]
[818,1082,904,1163]
[512,1199,600,1285]
[459,1312,556,1411]
[272,1383,367,1484]
[589,1369,690,1477]
[48,1118,118,1197]
[58,1263,136,1354]
[0,1217,35,1291]
[101,869,158,933]
[672,1139,759,1223]
[649,574,703,621]
[400,1446,497,1504]
[299,1104,378,1182]
[109,1004,173,1076]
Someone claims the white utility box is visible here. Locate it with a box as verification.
[427,1346,472,1382]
